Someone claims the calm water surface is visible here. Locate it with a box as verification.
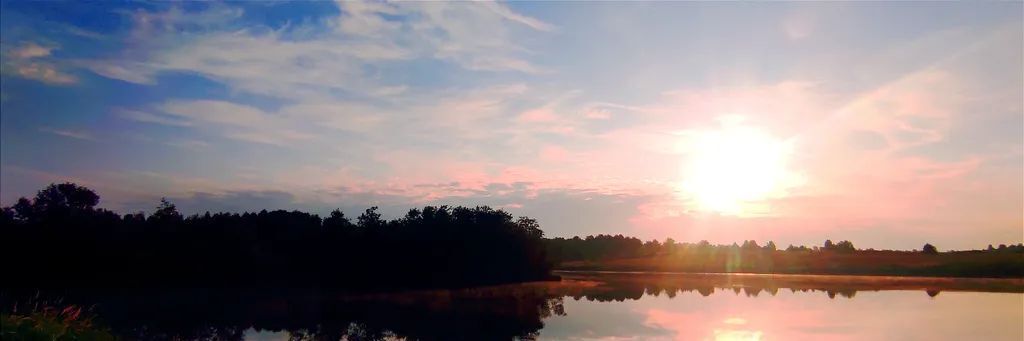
[243,272,1023,340]
[11,272,1020,340]
[538,281,1022,340]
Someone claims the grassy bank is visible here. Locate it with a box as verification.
[1,302,115,341]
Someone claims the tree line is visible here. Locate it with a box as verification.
[1,183,555,289]
[545,234,863,262]
[545,234,1024,263]
[4,182,1021,287]
[547,234,1024,277]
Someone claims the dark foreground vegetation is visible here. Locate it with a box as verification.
[1,183,554,289]
[1,287,565,340]
[547,235,1024,278]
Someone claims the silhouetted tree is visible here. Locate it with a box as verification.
[35,182,100,211]
[742,240,760,250]
[324,209,354,230]
[0,183,555,290]
[149,198,182,223]
[922,243,938,254]
[834,240,856,253]
[357,206,385,230]
[11,197,33,221]
[6,183,100,224]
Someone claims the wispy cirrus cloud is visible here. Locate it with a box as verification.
[116,108,192,127]
[156,100,316,146]
[39,127,93,140]
[85,1,552,98]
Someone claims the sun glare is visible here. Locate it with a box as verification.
[679,124,800,215]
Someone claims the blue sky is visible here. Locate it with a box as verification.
[1,1,1021,249]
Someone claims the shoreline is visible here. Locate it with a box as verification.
[553,269,1024,281]
[554,270,1024,293]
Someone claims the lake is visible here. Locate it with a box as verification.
[538,272,1024,340]
[6,272,1022,340]
[241,272,1022,340]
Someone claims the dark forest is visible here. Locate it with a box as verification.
[1,183,555,290]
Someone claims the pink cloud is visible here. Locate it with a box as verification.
[540,145,570,162]
[518,107,559,123]
[583,107,612,120]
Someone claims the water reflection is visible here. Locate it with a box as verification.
[2,286,565,340]
[555,271,1023,302]
[542,272,1023,341]
[544,289,1024,340]
[2,272,1021,340]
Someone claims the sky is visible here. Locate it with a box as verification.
[1,1,1021,250]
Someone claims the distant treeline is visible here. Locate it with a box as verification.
[547,234,1024,278]
[546,234,1024,261]
[1,183,555,289]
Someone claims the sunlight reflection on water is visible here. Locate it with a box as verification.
[539,290,1023,340]
[235,273,1022,340]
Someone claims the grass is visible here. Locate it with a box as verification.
[1,298,116,341]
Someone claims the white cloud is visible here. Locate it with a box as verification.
[151,32,408,99]
[278,102,386,132]
[399,2,550,74]
[121,4,243,40]
[85,2,552,99]
[117,109,192,127]
[160,100,271,127]
[478,1,557,32]
[156,100,315,146]
[40,127,93,140]
[583,108,612,120]
[15,62,77,85]
[82,62,157,85]
[78,3,557,151]
[11,43,52,59]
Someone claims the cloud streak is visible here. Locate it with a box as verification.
[39,127,93,140]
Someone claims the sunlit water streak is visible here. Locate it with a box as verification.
[540,289,1022,340]
[237,272,1022,340]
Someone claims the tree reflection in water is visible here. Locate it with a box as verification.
[3,272,1020,340]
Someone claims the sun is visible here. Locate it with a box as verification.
[679,124,800,215]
